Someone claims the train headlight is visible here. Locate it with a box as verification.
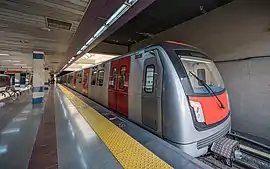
[190,100,205,123]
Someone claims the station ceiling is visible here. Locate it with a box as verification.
[0,0,91,71]
[104,0,234,46]
[0,0,233,73]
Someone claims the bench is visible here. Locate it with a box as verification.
[0,86,21,98]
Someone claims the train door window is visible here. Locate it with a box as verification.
[69,75,71,83]
[83,72,88,87]
[144,65,155,93]
[97,69,104,86]
[119,66,126,89]
[78,72,82,83]
[69,75,72,83]
[197,69,206,86]
[91,70,97,85]
[111,68,117,88]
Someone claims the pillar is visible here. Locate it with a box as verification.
[32,51,45,104]
[15,73,20,87]
[44,67,49,91]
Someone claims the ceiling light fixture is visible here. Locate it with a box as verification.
[13,63,27,66]
[10,60,21,63]
[85,53,91,57]
[0,54,10,56]
[59,0,138,74]
[22,66,32,69]
[83,53,92,59]
[68,56,76,64]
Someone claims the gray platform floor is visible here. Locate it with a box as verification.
[54,87,122,169]
[0,91,44,169]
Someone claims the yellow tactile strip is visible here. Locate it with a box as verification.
[58,85,173,169]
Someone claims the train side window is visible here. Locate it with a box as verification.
[144,65,155,93]
[97,69,104,86]
[197,69,206,86]
[119,66,126,89]
[91,70,97,85]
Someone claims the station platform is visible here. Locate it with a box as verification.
[0,85,211,169]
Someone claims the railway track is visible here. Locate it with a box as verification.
[229,133,270,169]
[199,133,270,169]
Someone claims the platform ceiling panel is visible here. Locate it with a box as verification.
[0,0,91,71]
[104,0,233,46]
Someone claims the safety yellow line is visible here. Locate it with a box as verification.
[58,85,173,169]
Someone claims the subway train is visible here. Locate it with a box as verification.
[60,41,231,157]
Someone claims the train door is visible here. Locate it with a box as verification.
[82,68,90,96]
[141,50,160,130]
[108,60,119,111]
[76,70,83,92]
[116,57,130,116]
[73,72,77,89]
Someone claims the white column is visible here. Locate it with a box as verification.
[15,73,20,87]
[32,51,45,104]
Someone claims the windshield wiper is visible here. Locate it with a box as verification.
[189,71,225,109]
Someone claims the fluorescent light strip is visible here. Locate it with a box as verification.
[86,38,95,46]
[13,63,27,66]
[93,25,107,38]
[75,0,138,56]
[0,54,10,56]
[125,0,138,6]
[105,4,129,26]
[81,45,88,51]
[2,60,21,63]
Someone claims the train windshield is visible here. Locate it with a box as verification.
[178,53,224,94]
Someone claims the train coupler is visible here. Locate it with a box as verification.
[211,137,240,166]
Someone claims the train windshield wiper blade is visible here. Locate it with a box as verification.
[189,71,225,109]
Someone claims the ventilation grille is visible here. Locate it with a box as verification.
[46,18,72,31]
[197,123,230,149]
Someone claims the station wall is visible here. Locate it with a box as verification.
[217,58,270,141]
[130,0,270,141]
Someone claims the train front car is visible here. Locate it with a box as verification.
[159,41,231,157]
